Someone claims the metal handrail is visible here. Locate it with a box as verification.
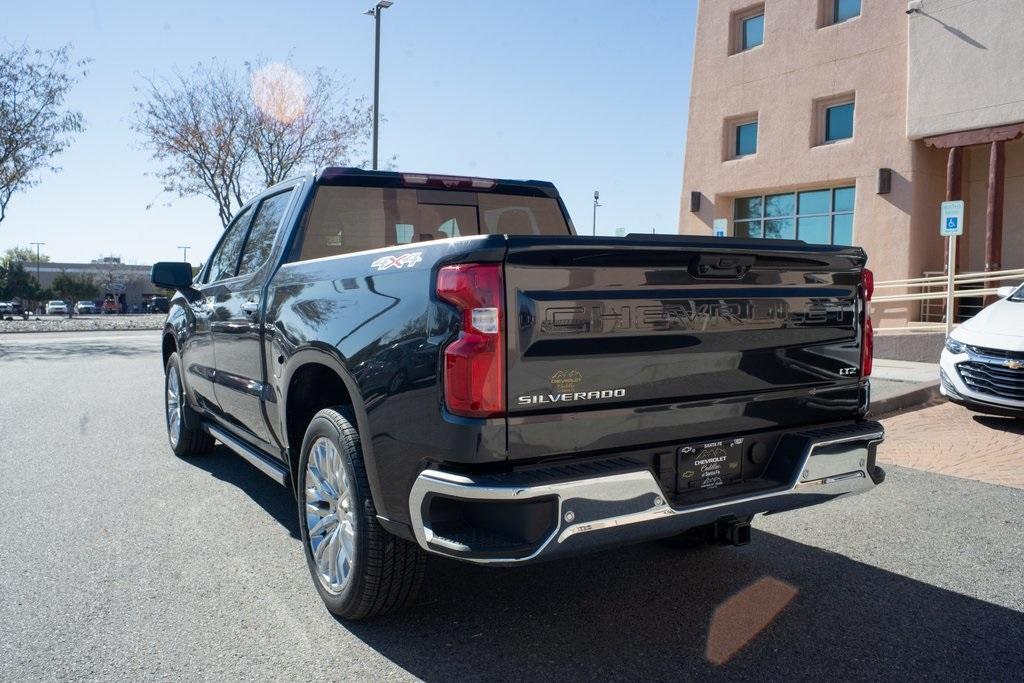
[874,267,1024,288]
[873,287,1007,303]
[872,266,1021,329]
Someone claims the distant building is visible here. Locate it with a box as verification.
[34,261,157,310]
[680,0,1024,324]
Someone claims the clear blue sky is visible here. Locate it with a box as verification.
[2,0,696,265]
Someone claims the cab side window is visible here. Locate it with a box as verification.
[206,207,252,283]
[237,189,294,278]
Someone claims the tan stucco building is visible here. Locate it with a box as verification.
[680,0,1024,325]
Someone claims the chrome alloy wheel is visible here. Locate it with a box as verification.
[166,365,182,447]
[304,436,358,595]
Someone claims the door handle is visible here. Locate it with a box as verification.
[241,300,260,315]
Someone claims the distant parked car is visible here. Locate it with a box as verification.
[940,282,1024,417]
[75,301,98,314]
[102,298,119,314]
[46,300,69,315]
[0,302,13,315]
[147,296,169,314]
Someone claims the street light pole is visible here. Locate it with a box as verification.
[365,1,394,171]
[178,246,190,262]
[29,242,45,283]
[592,190,601,236]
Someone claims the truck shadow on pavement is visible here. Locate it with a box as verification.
[346,537,1024,681]
[187,444,301,538]
[178,446,1024,680]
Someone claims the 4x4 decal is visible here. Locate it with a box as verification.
[371,252,423,271]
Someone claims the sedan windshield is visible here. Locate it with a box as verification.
[1010,283,1024,302]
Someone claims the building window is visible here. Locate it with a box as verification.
[833,0,860,23]
[741,13,764,50]
[724,114,758,160]
[731,5,765,54]
[814,94,855,145]
[733,186,855,245]
[825,102,854,141]
[734,120,758,157]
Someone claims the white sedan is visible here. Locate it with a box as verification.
[940,282,1024,416]
[45,300,68,316]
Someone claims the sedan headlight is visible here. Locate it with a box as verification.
[945,337,966,354]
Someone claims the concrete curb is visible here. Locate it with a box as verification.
[869,380,941,417]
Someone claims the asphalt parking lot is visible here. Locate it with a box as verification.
[1,331,1022,681]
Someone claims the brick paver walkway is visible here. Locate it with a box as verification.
[877,399,1024,489]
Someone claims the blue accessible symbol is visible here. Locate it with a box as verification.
[946,217,958,229]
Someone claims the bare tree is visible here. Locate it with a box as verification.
[133,63,254,228]
[0,44,87,225]
[134,61,372,228]
[247,62,372,187]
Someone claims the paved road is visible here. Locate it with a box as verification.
[1,331,1022,681]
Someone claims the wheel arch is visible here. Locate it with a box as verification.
[279,346,389,519]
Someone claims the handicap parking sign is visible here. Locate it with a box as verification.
[940,201,964,236]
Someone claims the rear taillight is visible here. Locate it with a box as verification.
[861,268,874,377]
[436,263,505,417]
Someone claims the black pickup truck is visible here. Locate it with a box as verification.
[152,168,884,619]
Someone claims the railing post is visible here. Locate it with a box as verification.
[985,139,1005,302]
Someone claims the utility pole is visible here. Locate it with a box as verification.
[365,1,394,170]
[178,246,190,262]
[592,190,601,236]
[29,242,45,283]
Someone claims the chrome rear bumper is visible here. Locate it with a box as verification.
[408,421,884,565]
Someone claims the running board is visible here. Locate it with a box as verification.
[205,423,289,487]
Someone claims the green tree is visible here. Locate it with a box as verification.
[3,245,50,264]
[0,258,42,303]
[51,271,97,317]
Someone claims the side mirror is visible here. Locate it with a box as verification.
[996,286,1015,299]
[151,262,194,290]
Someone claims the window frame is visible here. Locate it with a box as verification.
[724,113,759,161]
[735,121,758,158]
[814,93,855,146]
[730,4,765,55]
[733,185,856,245]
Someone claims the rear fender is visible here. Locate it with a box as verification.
[278,345,389,518]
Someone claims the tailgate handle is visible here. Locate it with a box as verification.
[690,254,755,279]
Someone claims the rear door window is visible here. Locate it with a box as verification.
[236,189,294,278]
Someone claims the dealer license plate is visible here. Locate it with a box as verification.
[677,438,744,491]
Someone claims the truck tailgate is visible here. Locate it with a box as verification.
[504,235,869,459]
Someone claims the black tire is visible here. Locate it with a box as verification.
[297,407,425,620]
[164,352,214,457]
